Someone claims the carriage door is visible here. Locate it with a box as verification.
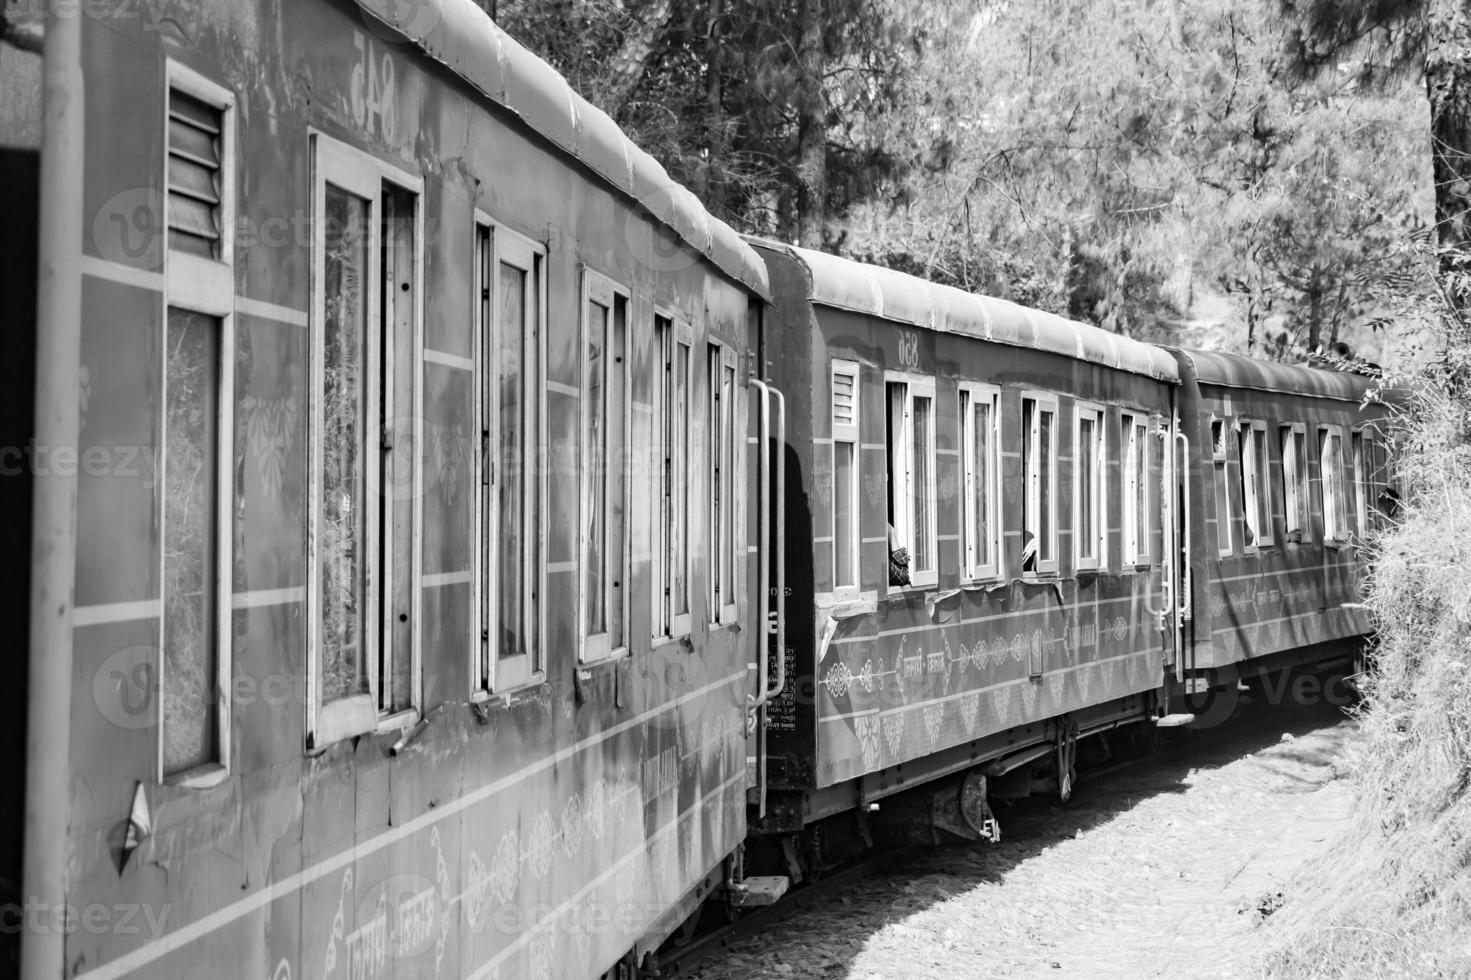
[1171,402,1194,679]
[1158,406,1190,678]
[745,377,785,818]
[1154,411,1180,676]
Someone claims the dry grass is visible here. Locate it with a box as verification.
[1258,380,1471,978]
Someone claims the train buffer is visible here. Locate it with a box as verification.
[729,875,792,908]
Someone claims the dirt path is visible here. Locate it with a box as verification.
[693,698,1355,980]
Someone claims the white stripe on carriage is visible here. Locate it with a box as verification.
[468,767,748,979]
[546,379,580,398]
[859,443,885,451]
[817,649,1158,724]
[860,536,887,543]
[1209,563,1356,586]
[421,570,473,587]
[423,347,475,371]
[81,255,163,292]
[235,296,308,328]
[230,587,304,609]
[545,560,578,574]
[75,668,747,980]
[72,599,161,627]
[830,595,1150,643]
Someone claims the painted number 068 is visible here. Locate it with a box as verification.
[351,32,398,143]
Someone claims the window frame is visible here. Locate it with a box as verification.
[1121,411,1152,567]
[579,268,632,665]
[471,216,548,696]
[1237,418,1274,553]
[1279,422,1309,541]
[1073,401,1107,572]
[958,381,1002,582]
[1352,427,1373,536]
[652,311,695,640]
[1020,392,1061,576]
[830,359,862,598]
[1210,416,1233,558]
[157,62,236,787]
[305,132,426,747]
[1320,423,1351,545]
[708,341,739,624]
[885,372,940,589]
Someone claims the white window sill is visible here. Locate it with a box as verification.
[163,762,229,790]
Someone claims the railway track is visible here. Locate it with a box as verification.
[649,847,917,978]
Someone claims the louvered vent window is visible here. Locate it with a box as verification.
[168,88,223,258]
[832,369,856,426]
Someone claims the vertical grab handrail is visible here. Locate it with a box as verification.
[748,379,772,714]
[766,385,787,703]
[1156,426,1174,632]
[1175,431,1193,624]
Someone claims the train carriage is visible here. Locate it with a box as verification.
[7,2,776,978]
[744,241,1192,859]
[1171,350,1391,695]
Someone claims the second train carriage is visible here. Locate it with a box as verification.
[744,241,1189,859]
[1170,350,1390,697]
[736,241,1392,866]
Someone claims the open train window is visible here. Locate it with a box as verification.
[1022,394,1059,574]
[1074,403,1106,571]
[474,221,546,695]
[653,315,694,637]
[580,270,630,663]
[159,65,235,785]
[832,360,861,595]
[959,382,1001,581]
[1236,419,1273,551]
[1320,424,1350,544]
[1210,417,1233,557]
[1121,412,1151,566]
[885,374,938,588]
[1352,428,1372,535]
[709,343,738,623]
[1280,423,1309,542]
[308,134,426,745]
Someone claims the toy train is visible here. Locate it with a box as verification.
[0,2,1389,978]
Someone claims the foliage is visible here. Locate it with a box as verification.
[1253,276,1471,979]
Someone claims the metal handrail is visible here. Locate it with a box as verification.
[748,379,772,713]
[765,385,787,703]
[1176,431,1193,624]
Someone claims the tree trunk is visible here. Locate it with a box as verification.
[795,0,825,248]
[699,0,724,205]
[597,0,677,115]
[1426,0,1471,303]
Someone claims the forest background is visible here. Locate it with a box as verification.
[490,0,1433,366]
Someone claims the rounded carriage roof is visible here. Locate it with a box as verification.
[353,0,769,298]
[1173,348,1378,401]
[753,241,1179,382]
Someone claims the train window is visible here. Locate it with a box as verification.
[653,315,694,637]
[1122,413,1150,566]
[1210,418,1232,557]
[160,64,235,782]
[580,272,630,663]
[476,223,546,694]
[1074,403,1106,571]
[1320,425,1350,544]
[959,383,1001,580]
[885,374,938,588]
[1280,423,1309,542]
[1022,394,1059,574]
[710,344,739,622]
[1352,428,1371,535]
[1237,419,1274,551]
[308,135,427,742]
[832,360,861,595]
